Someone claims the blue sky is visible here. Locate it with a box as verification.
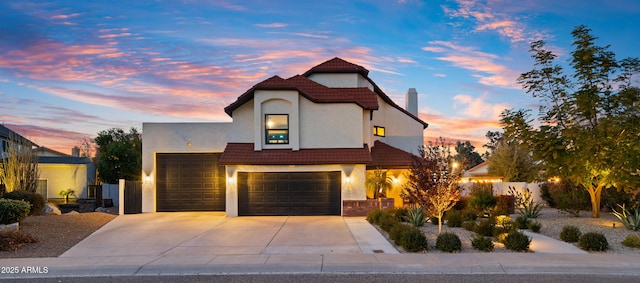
[1,0,638,155]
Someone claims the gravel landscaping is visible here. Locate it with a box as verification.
[0,212,116,258]
[381,207,640,254]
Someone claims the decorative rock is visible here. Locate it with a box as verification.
[42,203,62,215]
[0,222,19,232]
[64,210,80,215]
[95,207,109,212]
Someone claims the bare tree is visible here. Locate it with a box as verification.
[0,133,39,193]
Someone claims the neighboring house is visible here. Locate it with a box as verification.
[34,147,96,200]
[142,58,428,216]
[1,124,38,159]
[461,161,503,183]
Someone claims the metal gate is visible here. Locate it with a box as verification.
[124,180,142,214]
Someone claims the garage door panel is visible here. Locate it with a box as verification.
[238,172,341,216]
[156,153,225,212]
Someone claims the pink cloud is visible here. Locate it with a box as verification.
[4,123,92,154]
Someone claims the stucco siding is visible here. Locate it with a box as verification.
[299,99,363,148]
[39,164,91,199]
[228,101,253,143]
[371,96,424,154]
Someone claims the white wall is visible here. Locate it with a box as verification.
[371,96,424,154]
[141,122,232,213]
[39,164,90,199]
[307,73,373,89]
[299,100,364,148]
[224,164,366,217]
[252,90,299,151]
[228,101,254,143]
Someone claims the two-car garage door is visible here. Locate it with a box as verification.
[156,153,341,215]
[237,172,341,216]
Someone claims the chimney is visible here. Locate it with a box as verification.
[71,146,80,157]
[405,88,418,116]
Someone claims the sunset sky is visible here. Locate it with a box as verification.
[1,0,638,156]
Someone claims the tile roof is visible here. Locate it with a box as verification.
[369,140,416,168]
[302,57,369,76]
[219,143,373,165]
[224,74,378,115]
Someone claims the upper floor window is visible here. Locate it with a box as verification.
[1,139,7,153]
[266,114,289,144]
[373,126,385,137]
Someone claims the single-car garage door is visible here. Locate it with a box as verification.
[156,153,226,212]
[238,172,341,216]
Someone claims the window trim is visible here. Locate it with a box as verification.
[265,114,289,144]
[373,125,385,137]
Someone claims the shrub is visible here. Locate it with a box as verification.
[474,219,495,237]
[578,232,609,251]
[445,210,463,227]
[471,235,494,251]
[394,207,409,220]
[560,225,582,243]
[0,199,31,225]
[389,223,411,242]
[379,213,400,232]
[462,220,476,232]
[462,208,478,221]
[429,216,440,225]
[0,231,38,251]
[492,226,511,239]
[539,182,556,208]
[366,208,383,224]
[3,191,45,216]
[547,180,590,217]
[435,232,462,252]
[503,231,531,252]
[399,227,428,252]
[468,184,497,216]
[495,215,512,229]
[528,221,542,232]
[493,196,512,216]
[514,216,530,229]
[404,207,426,227]
[612,204,640,231]
[622,234,640,248]
[453,197,468,211]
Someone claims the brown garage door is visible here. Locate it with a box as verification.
[238,172,341,216]
[156,153,226,212]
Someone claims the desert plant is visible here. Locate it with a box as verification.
[429,216,440,225]
[461,208,478,221]
[560,225,582,243]
[503,231,531,252]
[539,182,556,208]
[528,221,542,232]
[395,207,409,220]
[366,208,383,225]
[518,200,543,218]
[495,215,512,228]
[0,230,38,251]
[3,191,45,216]
[622,234,640,248]
[508,186,533,208]
[493,195,512,216]
[0,133,39,194]
[389,223,411,242]
[399,227,428,252]
[0,199,31,225]
[468,184,497,217]
[59,189,76,204]
[514,216,530,229]
[435,232,462,252]
[462,220,476,232]
[404,207,426,227]
[612,204,640,231]
[578,232,609,251]
[378,212,400,232]
[445,210,463,227]
[474,219,495,237]
[471,235,494,251]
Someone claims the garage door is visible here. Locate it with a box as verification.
[238,172,341,216]
[156,153,226,212]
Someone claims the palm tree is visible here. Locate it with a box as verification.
[366,168,393,199]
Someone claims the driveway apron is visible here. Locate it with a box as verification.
[60,213,398,258]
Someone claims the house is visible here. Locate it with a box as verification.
[0,124,96,199]
[461,161,503,184]
[33,147,96,200]
[142,58,428,216]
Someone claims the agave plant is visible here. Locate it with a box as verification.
[404,207,426,227]
[612,204,640,231]
[518,200,543,218]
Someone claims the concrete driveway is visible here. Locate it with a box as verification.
[60,213,397,258]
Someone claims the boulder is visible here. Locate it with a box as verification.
[0,222,19,232]
[95,207,109,213]
[64,210,79,215]
[42,203,62,215]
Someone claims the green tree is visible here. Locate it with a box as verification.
[453,140,484,170]
[513,25,640,218]
[95,128,142,183]
[402,138,465,234]
[0,133,39,194]
[487,141,538,182]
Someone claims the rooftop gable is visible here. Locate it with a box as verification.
[302,57,369,76]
